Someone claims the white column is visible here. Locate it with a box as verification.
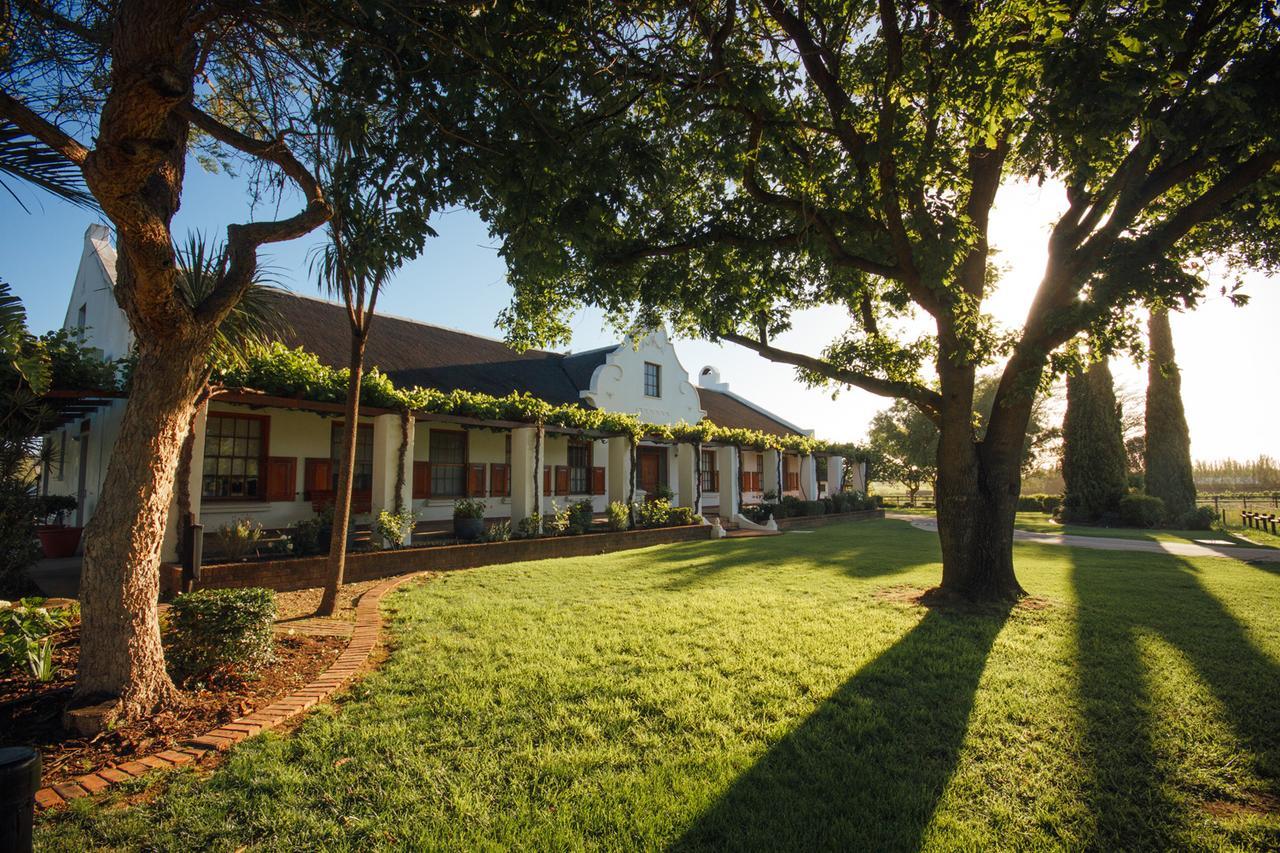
[716,445,739,519]
[826,456,845,494]
[763,449,781,496]
[607,436,632,505]
[800,454,818,500]
[162,402,207,562]
[371,413,412,542]
[511,426,541,527]
[676,443,697,510]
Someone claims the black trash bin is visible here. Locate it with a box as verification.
[0,747,41,853]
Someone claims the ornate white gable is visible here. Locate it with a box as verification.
[581,328,706,425]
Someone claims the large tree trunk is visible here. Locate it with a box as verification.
[931,361,1027,602]
[317,333,366,616]
[73,335,210,721]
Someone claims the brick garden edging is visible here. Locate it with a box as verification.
[773,508,885,529]
[161,523,714,596]
[33,571,423,811]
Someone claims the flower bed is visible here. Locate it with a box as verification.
[164,523,714,595]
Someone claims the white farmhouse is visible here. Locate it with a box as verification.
[45,226,858,559]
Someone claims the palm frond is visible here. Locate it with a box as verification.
[0,121,98,213]
[175,233,287,370]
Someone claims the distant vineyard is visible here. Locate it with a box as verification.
[1193,456,1280,492]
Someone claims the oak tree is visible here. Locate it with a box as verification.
[450,0,1279,600]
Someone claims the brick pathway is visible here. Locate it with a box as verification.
[34,572,423,810]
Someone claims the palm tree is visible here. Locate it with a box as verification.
[309,172,401,616]
[0,121,97,212]
[172,234,284,552]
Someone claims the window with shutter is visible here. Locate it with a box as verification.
[303,458,333,509]
[412,461,431,499]
[203,413,269,500]
[699,449,718,492]
[264,457,296,502]
[429,430,467,497]
[467,463,487,496]
[490,463,510,497]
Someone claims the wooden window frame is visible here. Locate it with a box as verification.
[567,437,593,494]
[202,412,270,502]
[643,361,661,397]
[428,428,469,499]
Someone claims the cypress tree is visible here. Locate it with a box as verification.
[1144,309,1197,520]
[1062,360,1129,522]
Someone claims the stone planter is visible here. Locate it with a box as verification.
[36,526,83,559]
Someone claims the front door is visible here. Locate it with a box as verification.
[637,447,666,496]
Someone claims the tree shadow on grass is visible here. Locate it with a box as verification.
[1071,550,1280,848]
[654,523,942,592]
[672,601,1010,852]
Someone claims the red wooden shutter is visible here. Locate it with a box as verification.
[712,471,720,492]
[264,457,296,502]
[740,470,749,491]
[303,458,331,499]
[543,466,551,495]
[590,466,606,495]
[490,463,509,497]
[413,461,431,500]
[467,463,487,497]
[555,465,570,495]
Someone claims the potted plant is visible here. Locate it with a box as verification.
[35,495,82,558]
[453,498,486,540]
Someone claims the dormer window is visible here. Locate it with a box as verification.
[644,362,661,397]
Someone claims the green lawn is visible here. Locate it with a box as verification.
[40,520,1280,850]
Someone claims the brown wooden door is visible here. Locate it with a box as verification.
[637,447,665,495]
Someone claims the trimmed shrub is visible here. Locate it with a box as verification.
[1119,494,1166,529]
[801,500,826,516]
[667,506,702,527]
[1041,495,1063,515]
[1179,506,1218,531]
[1062,361,1129,522]
[289,506,333,556]
[1017,494,1046,512]
[167,588,276,679]
[480,520,512,542]
[567,500,594,535]
[607,501,630,532]
[634,498,672,529]
[515,514,542,539]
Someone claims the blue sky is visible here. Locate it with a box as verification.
[1,162,1274,460]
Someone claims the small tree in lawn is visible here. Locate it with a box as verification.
[312,126,431,617]
[1062,360,1128,523]
[1144,308,1196,521]
[424,1,1279,601]
[868,401,937,506]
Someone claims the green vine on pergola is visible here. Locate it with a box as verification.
[213,342,843,456]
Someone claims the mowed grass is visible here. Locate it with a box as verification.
[39,520,1280,851]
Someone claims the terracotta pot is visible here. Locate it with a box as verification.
[37,526,83,559]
